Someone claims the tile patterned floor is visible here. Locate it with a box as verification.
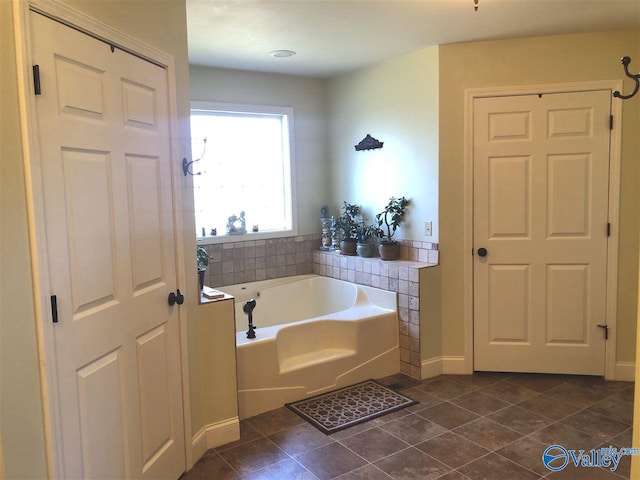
[181,373,635,480]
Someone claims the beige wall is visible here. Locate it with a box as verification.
[420,266,442,360]
[189,66,329,235]
[439,30,640,361]
[327,47,440,242]
[1,1,48,478]
[196,299,238,428]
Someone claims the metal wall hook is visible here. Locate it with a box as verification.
[613,57,639,100]
[182,137,207,176]
[182,158,201,176]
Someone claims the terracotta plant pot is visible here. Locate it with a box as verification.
[357,243,376,258]
[378,241,400,260]
[340,239,357,256]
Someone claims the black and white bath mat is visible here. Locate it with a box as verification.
[285,380,418,434]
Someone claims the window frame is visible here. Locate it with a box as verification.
[190,101,298,245]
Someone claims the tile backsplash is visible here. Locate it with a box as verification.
[199,234,321,288]
[200,237,438,288]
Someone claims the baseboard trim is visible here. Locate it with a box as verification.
[421,357,443,379]
[615,361,636,382]
[191,417,240,463]
[205,417,240,449]
[422,357,635,381]
[191,427,207,464]
[421,356,467,379]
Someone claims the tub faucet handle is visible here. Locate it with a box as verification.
[244,298,257,339]
[243,298,256,314]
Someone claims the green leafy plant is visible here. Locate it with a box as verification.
[356,220,377,244]
[335,202,362,240]
[375,196,410,243]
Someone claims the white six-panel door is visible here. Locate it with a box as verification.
[473,91,611,375]
[31,11,185,479]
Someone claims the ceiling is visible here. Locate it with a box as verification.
[186,0,640,78]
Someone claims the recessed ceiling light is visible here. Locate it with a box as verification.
[270,50,296,58]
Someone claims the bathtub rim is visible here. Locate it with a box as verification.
[224,274,398,336]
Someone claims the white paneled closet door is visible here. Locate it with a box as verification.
[31,11,185,479]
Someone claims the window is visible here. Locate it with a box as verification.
[190,102,296,243]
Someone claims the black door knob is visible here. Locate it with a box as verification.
[477,247,488,257]
[168,289,184,306]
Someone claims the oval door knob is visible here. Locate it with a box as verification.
[168,292,177,306]
[168,289,184,306]
[477,247,488,257]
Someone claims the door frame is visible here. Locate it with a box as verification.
[463,81,623,380]
[12,0,192,476]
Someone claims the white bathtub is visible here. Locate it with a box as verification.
[221,274,400,419]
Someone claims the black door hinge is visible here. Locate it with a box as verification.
[33,65,41,95]
[610,115,614,130]
[607,223,611,237]
[51,295,58,323]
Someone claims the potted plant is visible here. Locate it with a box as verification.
[335,202,361,256]
[197,246,210,290]
[374,196,410,260]
[356,220,377,258]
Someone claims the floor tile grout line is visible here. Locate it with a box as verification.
[241,456,321,480]
[491,447,553,478]
[225,427,298,479]
[522,416,626,454]
[334,435,414,473]
[555,413,632,445]
[214,448,246,479]
[337,425,413,453]
[344,463,394,480]
[496,449,550,479]
[451,412,534,440]
[363,444,454,478]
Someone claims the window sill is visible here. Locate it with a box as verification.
[196,229,297,246]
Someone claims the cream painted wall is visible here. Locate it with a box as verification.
[439,30,640,362]
[1,2,48,478]
[420,266,442,360]
[196,299,238,428]
[326,47,439,242]
[189,66,329,235]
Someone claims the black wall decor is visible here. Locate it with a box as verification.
[355,134,384,151]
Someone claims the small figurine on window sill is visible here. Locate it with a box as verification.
[227,211,247,235]
[252,225,259,233]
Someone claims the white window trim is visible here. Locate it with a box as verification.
[190,101,298,245]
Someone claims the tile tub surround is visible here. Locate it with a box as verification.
[313,241,439,379]
[199,234,322,288]
[201,235,438,378]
